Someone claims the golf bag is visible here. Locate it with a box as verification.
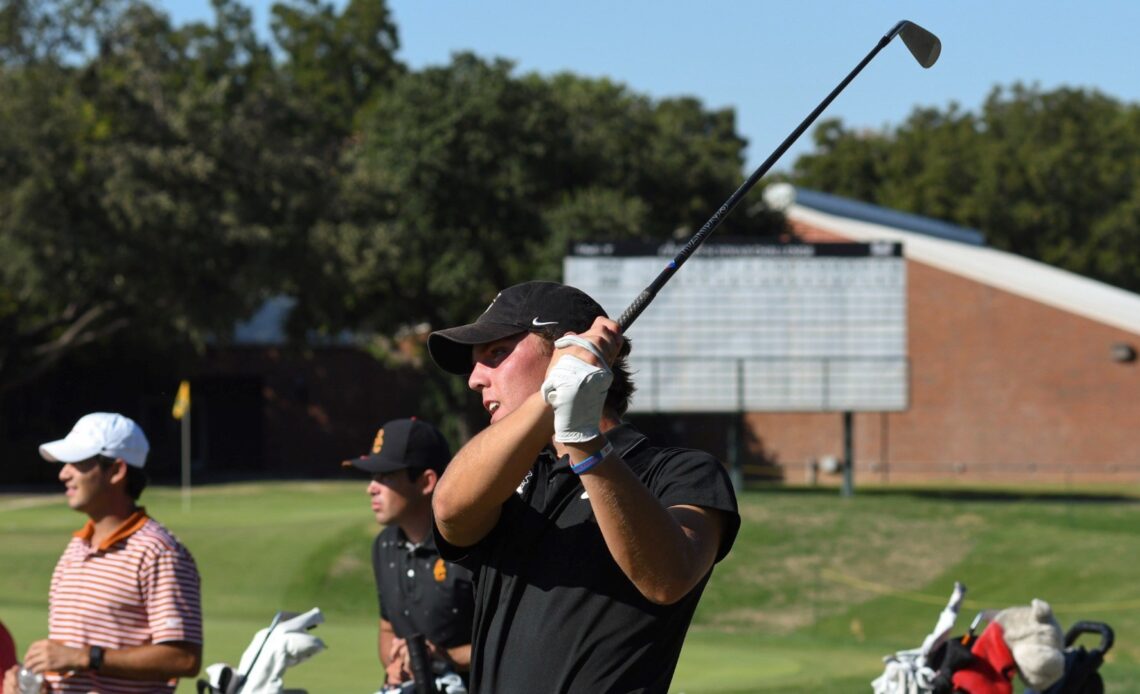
[872,582,967,693]
[198,607,326,694]
[872,584,1115,694]
[1024,621,1114,694]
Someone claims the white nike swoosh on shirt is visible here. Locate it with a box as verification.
[532,318,558,326]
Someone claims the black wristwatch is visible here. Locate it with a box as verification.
[89,645,105,672]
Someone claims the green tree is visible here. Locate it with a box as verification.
[309,54,784,340]
[0,0,394,392]
[793,84,1140,292]
[304,53,782,434]
[1,0,781,422]
[270,0,403,135]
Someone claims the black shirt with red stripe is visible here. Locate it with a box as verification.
[434,423,741,694]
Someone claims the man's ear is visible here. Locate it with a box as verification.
[419,469,439,496]
[107,459,130,486]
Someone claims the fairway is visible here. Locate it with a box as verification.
[3,481,1140,692]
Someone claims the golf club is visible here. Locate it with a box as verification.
[616,19,940,331]
[406,633,439,694]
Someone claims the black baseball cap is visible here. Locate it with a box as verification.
[428,281,607,375]
[343,418,451,475]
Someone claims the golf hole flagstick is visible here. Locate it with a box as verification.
[616,19,940,332]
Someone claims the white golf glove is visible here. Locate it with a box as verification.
[541,336,613,443]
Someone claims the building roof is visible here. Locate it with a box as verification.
[764,184,987,246]
[764,183,1140,336]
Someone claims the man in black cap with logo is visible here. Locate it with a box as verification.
[344,418,473,693]
[427,281,740,693]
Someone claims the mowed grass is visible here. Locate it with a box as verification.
[3,482,1140,692]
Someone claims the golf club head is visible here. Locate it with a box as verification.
[896,20,941,68]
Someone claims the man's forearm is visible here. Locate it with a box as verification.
[573,444,725,606]
[100,643,201,680]
[433,392,553,546]
[444,644,471,671]
[379,620,394,668]
[23,640,201,680]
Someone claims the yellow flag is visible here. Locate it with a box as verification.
[172,380,191,420]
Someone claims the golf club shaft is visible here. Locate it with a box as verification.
[617,21,927,331]
[234,612,283,693]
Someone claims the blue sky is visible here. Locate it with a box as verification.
[164,1,1140,173]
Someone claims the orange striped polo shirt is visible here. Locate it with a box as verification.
[46,508,203,694]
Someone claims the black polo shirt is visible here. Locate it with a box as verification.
[372,525,475,649]
[435,423,741,694]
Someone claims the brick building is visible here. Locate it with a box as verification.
[750,185,1140,484]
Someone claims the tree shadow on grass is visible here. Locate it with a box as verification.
[743,483,1140,504]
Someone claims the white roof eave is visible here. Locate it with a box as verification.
[789,204,1140,337]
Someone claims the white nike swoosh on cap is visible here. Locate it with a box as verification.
[531,318,558,326]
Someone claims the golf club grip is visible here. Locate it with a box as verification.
[617,289,658,331]
[617,27,898,332]
[406,634,437,694]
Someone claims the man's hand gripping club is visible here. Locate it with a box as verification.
[541,317,622,443]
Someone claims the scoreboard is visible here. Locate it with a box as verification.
[564,240,909,413]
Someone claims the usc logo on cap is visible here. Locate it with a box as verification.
[371,429,385,454]
[433,558,447,582]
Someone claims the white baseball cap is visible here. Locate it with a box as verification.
[39,413,150,469]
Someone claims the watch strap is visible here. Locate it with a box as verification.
[89,645,105,672]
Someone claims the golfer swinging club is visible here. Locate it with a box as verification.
[428,281,740,693]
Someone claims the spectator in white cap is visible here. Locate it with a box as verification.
[3,412,203,694]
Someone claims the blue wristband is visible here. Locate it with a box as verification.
[570,441,614,474]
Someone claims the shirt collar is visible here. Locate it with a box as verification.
[396,525,438,553]
[73,507,150,551]
[602,422,649,459]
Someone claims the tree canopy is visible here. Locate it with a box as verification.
[303,54,771,340]
[1,0,322,390]
[792,84,1140,293]
[5,0,1137,426]
[0,0,777,411]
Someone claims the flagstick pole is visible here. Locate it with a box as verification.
[181,407,191,512]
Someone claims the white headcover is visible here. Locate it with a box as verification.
[202,608,326,694]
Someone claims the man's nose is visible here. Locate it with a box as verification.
[468,363,489,392]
